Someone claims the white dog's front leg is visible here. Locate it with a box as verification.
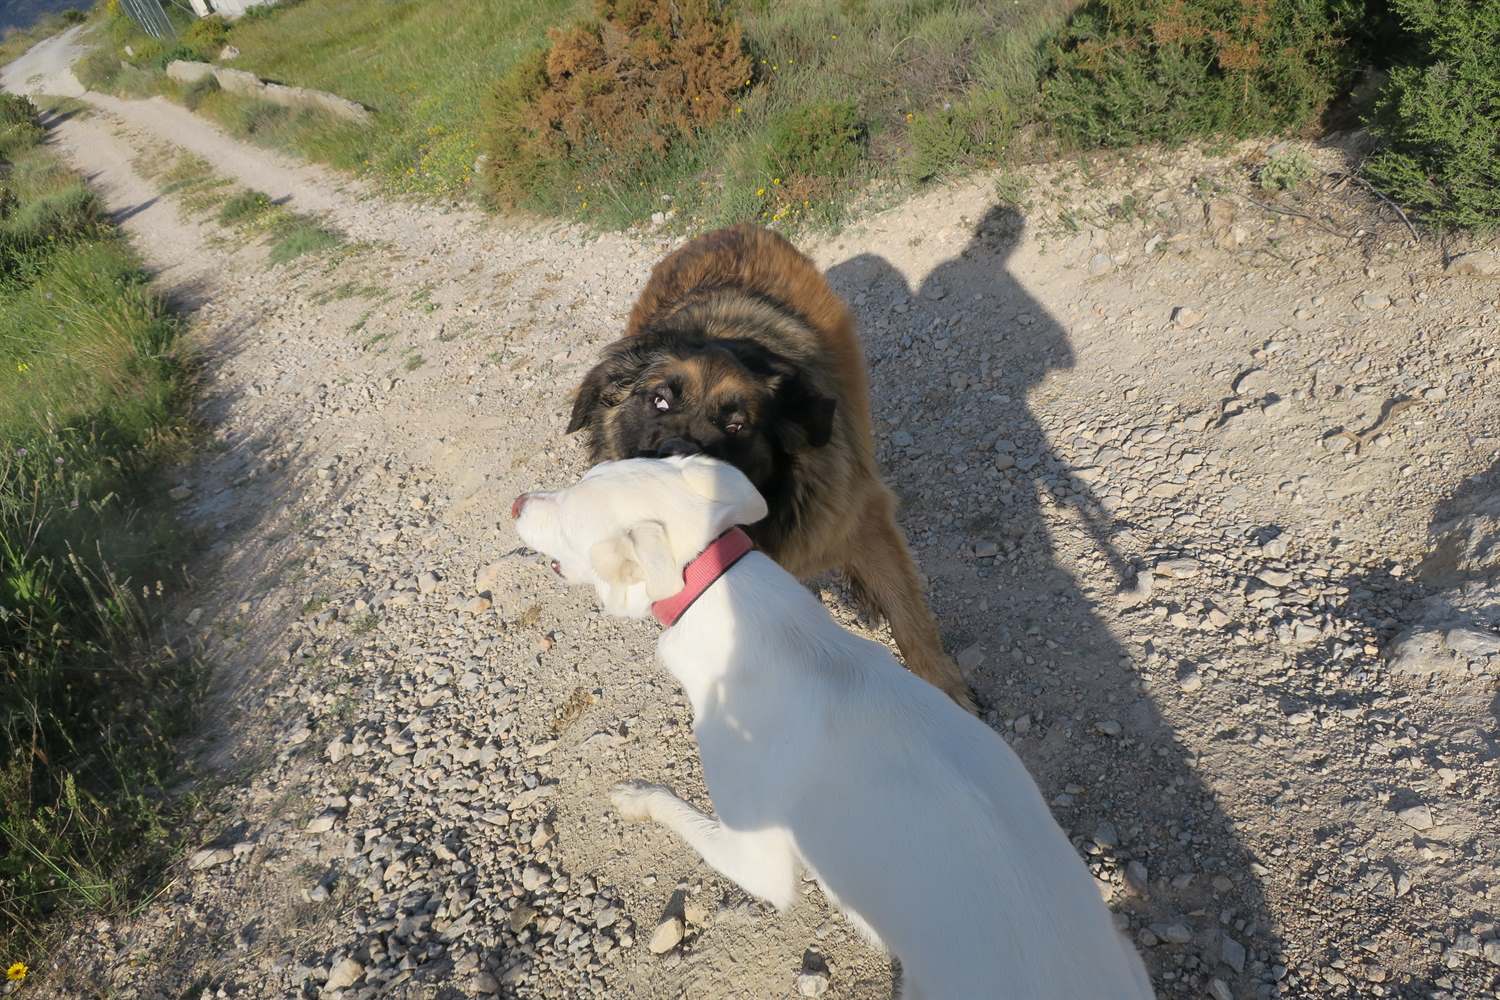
[611,781,797,909]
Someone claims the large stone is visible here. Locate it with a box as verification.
[259,81,373,125]
[1385,627,1462,677]
[648,915,684,954]
[1445,251,1500,277]
[323,956,363,991]
[213,67,265,98]
[1446,626,1500,659]
[166,60,215,85]
[1420,488,1500,589]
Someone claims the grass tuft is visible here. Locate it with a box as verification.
[0,96,201,962]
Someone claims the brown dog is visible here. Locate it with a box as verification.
[566,225,972,708]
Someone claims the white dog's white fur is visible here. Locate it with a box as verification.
[514,456,1155,999]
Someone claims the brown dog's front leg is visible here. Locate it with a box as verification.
[845,491,977,713]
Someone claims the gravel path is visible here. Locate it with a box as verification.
[7,31,1500,1000]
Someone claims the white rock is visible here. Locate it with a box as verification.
[1155,558,1201,579]
[648,915,684,954]
[1395,803,1434,831]
[1171,305,1202,328]
[324,956,364,991]
[306,808,340,834]
[476,561,505,592]
[796,971,830,997]
[188,847,234,870]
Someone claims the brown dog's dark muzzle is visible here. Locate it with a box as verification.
[652,437,703,458]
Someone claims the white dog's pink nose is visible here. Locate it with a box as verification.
[512,494,529,520]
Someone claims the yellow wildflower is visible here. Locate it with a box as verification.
[16,362,29,373]
[6,962,26,982]
[756,187,766,197]
[772,177,781,186]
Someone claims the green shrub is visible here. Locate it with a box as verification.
[1363,0,1500,232]
[266,214,341,263]
[0,94,43,159]
[178,73,220,110]
[73,46,123,92]
[216,188,274,225]
[181,14,230,61]
[764,100,864,182]
[124,35,165,68]
[906,94,1017,183]
[1043,0,1352,147]
[153,43,201,69]
[1259,145,1318,190]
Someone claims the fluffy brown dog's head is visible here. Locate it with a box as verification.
[566,330,836,494]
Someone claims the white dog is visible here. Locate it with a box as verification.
[513,456,1154,999]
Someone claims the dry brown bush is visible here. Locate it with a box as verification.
[484,0,751,208]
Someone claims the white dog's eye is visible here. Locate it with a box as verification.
[652,393,670,412]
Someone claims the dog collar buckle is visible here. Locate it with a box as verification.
[650,527,754,628]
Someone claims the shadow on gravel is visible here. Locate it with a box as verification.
[110,194,162,224]
[827,206,1279,999]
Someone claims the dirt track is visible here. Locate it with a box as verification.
[6,29,1500,1000]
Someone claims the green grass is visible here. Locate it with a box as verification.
[0,96,202,962]
[215,187,343,265]
[78,0,1075,229]
[267,215,339,264]
[482,0,1080,230]
[216,188,274,226]
[204,0,581,198]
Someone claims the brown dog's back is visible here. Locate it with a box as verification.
[624,226,874,441]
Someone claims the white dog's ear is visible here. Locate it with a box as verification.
[677,456,769,526]
[588,521,682,602]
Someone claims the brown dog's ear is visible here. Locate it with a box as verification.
[566,362,611,434]
[773,372,837,450]
[567,340,642,434]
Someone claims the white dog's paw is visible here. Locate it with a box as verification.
[610,780,671,822]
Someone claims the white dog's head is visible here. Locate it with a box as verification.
[512,456,769,618]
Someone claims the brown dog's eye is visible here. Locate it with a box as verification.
[652,393,671,412]
[724,422,744,436]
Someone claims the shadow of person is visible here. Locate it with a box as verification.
[826,205,1278,999]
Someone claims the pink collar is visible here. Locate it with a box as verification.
[650,527,754,628]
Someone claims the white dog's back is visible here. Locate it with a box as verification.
[661,555,1155,999]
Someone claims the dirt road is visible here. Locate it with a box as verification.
[7,29,1499,1000]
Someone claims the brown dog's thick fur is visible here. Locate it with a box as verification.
[567,225,972,708]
